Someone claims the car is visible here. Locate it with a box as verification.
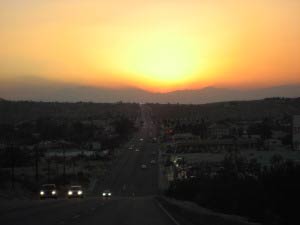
[67,185,84,198]
[40,184,58,199]
[102,189,112,197]
[141,164,147,169]
[150,160,156,164]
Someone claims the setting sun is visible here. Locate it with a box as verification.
[120,33,201,86]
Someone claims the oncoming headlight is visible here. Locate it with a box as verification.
[68,191,73,195]
[108,193,111,196]
[40,191,44,196]
[52,190,56,195]
[102,193,106,196]
[78,190,82,195]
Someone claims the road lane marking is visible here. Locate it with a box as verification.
[156,201,181,225]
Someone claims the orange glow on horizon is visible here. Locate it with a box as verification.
[0,0,299,92]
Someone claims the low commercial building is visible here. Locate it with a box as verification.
[173,138,260,153]
[172,133,198,143]
[264,139,282,150]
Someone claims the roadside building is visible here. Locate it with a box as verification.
[0,143,7,151]
[272,130,288,139]
[87,142,101,151]
[172,133,197,143]
[173,137,260,153]
[264,139,282,150]
[208,122,239,139]
[208,123,231,139]
[45,149,96,158]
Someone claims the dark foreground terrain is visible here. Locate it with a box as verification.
[0,105,179,225]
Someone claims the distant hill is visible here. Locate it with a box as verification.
[158,85,300,104]
[1,97,300,124]
[149,97,300,121]
[0,76,299,103]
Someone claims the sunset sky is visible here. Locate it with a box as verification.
[1,0,300,92]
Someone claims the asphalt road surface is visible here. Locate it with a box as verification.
[0,105,179,225]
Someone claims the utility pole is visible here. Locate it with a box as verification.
[63,147,66,185]
[47,158,51,183]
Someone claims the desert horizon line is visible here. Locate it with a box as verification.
[1,74,300,94]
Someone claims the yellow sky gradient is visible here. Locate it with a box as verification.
[0,0,300,92]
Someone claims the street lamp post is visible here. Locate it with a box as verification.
[63,147,66,185]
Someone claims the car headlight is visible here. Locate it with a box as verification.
[52,190,56,195]
[102,193,106,196]
[68,191,73,195]
[40,191,44,196]
[108,193,111,196]
[78,190,82,195]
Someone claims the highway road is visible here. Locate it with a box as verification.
[0,105,180,225]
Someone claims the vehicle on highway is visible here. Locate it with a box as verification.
[40,184,58,199]
[150,160,156,164]
[141,164,147,169]
[102,189,112,197]
[67,185,83,198]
